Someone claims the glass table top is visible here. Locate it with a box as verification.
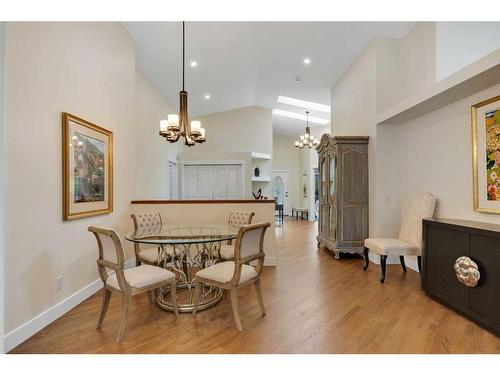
[124,224,238,245]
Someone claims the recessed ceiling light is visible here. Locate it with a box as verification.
[303,58,311,65]
[204,94,211,99]
[272,109,328,125]
[277,96,331,113]
[190,61,198,67]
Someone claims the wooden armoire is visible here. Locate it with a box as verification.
[316,135,369,259]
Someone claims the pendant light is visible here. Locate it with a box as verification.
[294,111,319,149]
[159,22,206,146]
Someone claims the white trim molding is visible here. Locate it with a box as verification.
[4,259,135,352]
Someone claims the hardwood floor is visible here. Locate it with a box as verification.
[10,218,500,353]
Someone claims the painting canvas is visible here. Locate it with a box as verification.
[63,113,113,220]
[472,95,500,214]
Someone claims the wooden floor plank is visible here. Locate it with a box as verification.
[9,218,500,353]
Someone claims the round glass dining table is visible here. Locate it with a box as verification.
[125,224,238,313]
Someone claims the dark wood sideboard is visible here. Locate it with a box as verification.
[422,218,500,337]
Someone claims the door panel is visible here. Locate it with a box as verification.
[227,166,242,199]
[183,166,199,199]
[470,234,500,325]
[198,166,212,200]
[272,171,290,215]
[213,166,228,199]
[427,226,469,309]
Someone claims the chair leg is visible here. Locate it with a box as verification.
[116,294,130,342]
[399,256,407,272]
[417,256,422,275]
[380,255,387,283]
[96,289,111,329]
[363,247,369,270]
[170,281,179,317]
[192,281,202,316]
[254,279,266,316]
[229,288,243,331]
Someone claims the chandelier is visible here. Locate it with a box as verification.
[159,22,206,146]
[294,111,319,149]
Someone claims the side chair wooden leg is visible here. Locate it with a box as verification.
[399,256,407,272]
[230,288,243,331]
[146,290,154,304]
[170,281,179,317]
[417,256,422,274]
[192,281,202,316]
[254,279,266,316]
[363,247,369,270]
[116,294,130,342]
[380,255,387,284]
[96,289,111,329]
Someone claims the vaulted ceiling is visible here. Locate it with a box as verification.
[124,22,415,136]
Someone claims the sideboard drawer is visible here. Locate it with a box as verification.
[426,226,469,309]
[470,234,500,326]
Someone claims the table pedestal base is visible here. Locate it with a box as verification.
[157,283,224,313]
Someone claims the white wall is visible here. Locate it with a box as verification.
[3,22,136,348]
[272,133,301,209]
[0,21,5,353]
[436,22,500,81]
[135,72,182,199]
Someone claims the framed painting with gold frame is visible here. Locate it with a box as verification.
[62,113,113,220]
[472,95,500,214]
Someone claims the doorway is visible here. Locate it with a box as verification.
[272,170,290,216]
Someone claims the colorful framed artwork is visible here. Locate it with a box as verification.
[472,95,500,214]
[62,113,113,220]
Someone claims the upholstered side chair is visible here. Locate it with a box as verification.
[363,192,437,283]
[131,212,176,266]
[219,211,255,261]
[88,226,178,342]
[192,222,270,331]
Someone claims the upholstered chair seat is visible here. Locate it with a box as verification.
[363,238,419,257]
[195,262,257,284]
[106,265,176,291]
[88,226,178,342]
[363,192,437,283]
[193,222,270,331]
[220,211,255,261]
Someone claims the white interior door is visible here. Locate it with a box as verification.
[212,166,228,199]
[168,160,177,199]
[182,163,243,200]
[198,166,212,200]
[227,165,242,199]
[272,171,290,215]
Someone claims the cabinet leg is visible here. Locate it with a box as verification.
[380,255,387,283]
[363,247,369,270]
[417,256,422,275]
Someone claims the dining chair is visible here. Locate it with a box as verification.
[219,211,255,261]
[192,222,270,331]
[131,212,176,266]
[363,192,437,283]
[88,226,179,342]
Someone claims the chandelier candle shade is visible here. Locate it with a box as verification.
[159,22,206,146]
[295,111,319,149]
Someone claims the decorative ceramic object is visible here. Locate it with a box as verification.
[254,167,260,177]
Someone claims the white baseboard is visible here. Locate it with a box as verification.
[264,256,277,266]
[4,259,135,353]
[368,253,419,272]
